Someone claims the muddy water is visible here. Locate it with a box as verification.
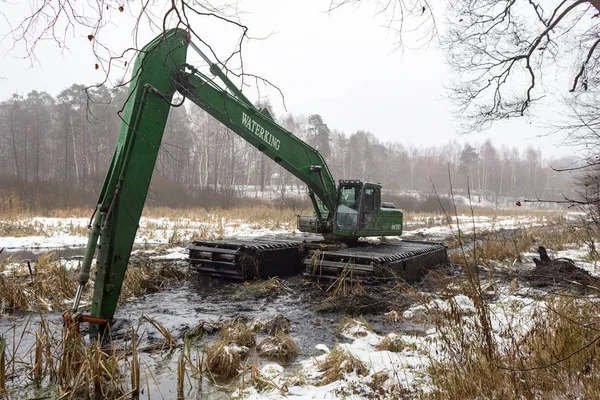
[110,276,342,398]
[0,243,163,262]
[0,265,420,399]
[0,247,88,262]
[118,276,339,355]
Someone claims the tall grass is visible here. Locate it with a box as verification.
[0,313,211,398]
[0,254,186,314]
[0,336,6,393]
[423,176,600,398]
[425,297,600,399]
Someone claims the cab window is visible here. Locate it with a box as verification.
[362,187,380,226]
[336,186,359,228]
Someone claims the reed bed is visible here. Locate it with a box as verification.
[0,313,216,398]
[0,254,187,314]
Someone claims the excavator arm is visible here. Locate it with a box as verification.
[67,28,448,333]
[68,28,338,330]
[68,29,188,331]
[174,63,337,223]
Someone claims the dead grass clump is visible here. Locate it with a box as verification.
[1,253,186,314]
[336,316,373,338]
[428,298,600,399]
[315,267,393,314]
[376,333,406,352]
[0,253,77,312]
[0,221,46,237]
[220,322,256,348]
[449,229,531,267]
[248,319,265,332]
[142,315,178,350]
[122,263,186,299]
[56,326,125,398]
[370,370,389,388]
[184,320,222,340]
[239,277,290,298]
[385,310,400,323]
[317,345,368,385]
[257,333,298,362]
[264,314,291,335]
[204,339,243,380]
[259,277,288,293]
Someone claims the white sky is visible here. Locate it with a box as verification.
[0,0,575,158]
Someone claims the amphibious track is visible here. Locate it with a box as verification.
[303,240,447,281]
[188,237,447,281]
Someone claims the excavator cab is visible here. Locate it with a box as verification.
[333,180,391,236]
[334,181,364,229]
[298,179,403,238]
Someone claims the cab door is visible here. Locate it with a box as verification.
[359,185,381,230]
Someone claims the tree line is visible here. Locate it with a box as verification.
[0,84,576,209]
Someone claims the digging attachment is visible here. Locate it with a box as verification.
[188,239,307,280]
[304,240,447,281]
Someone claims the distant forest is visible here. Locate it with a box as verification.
[0,85,577,210]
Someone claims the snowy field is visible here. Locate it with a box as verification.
[1,208,598,398]
[0,209,581,252]
[0,215,295,251]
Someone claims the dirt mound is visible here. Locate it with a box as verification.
[529,246,599,288]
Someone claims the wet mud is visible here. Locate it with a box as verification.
[0,261,425,399]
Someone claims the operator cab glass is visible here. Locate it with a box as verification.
[361,186,381,226]
[335,181,383,231]
[335,183,361,229]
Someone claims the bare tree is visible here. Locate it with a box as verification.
[6,0,251,87]
[328,0,438,49]
[443,0,600,131]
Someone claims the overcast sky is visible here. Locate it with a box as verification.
[0,0,574,158]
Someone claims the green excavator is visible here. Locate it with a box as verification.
[65,29,446,332]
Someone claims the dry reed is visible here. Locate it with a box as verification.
[220,322,256,348]
[257,334,298,362]
[317,345,368,385]
[375,333,406,352]
[204,339,243,380]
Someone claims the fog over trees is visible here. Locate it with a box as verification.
[0,85,576,209]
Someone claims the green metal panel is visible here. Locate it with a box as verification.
[90,29,189,324]
[332,208,403,237]
[360,207,404,236]
[175,68,337,224]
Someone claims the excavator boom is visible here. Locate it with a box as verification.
[174,64,337,224]
[68,29,447,332]
[69,29,189,330]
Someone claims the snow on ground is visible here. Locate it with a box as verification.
[0,255,84,276]
[556,247,600,276]
[404,214,550,240]
[0,216,296,251]
[146,246,189,260]
[0,234,89,250]
[234,289,547,399]
[1,213,556,252]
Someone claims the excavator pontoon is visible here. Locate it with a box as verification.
[65,29,447,332]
